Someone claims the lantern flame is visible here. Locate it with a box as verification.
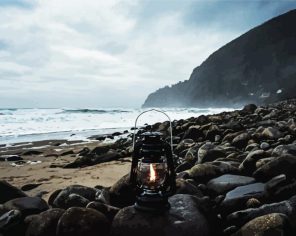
[149,164,156,182]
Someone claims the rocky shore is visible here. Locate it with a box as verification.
[1,99,296,236]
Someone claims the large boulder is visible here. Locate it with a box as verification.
[0,181,27,204]
[175,179,203,196]
[3,197,48,218]
[197,143,226,163]
[52,185,98,209]
[0,210,23,236]
[220,183,266,215]
[25,208,65,236]
[227,195,296,228]
[56,207,110,236]
[207,174,255,196]
[242,104,257,114]
[272,144,296,156]
[109,174,136,208]
[86,202,120,221]
[186,162,238,183]
[182,126,204,141]
[111,194,211,236]
[232,133,250,149]
[261,127,283,140]
[239,150,268,175]
[231,213,291,236]
[253,154,296,181]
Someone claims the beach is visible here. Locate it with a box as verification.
[1,99,296,236]
[0,139,131,201]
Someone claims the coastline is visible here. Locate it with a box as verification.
[1,99,296,235]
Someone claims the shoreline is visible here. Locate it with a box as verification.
[1,99,296,235]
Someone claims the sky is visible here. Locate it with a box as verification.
[0,0,295,108]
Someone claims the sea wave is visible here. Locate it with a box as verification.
[60,109,131,114]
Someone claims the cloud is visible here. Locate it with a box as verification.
[0,0,295,108]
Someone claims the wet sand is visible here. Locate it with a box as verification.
[0,139,131,200]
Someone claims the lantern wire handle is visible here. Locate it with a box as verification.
[132,109,174,154]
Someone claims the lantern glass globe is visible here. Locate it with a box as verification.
[137,162,167,190]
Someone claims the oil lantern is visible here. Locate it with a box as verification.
[130,110,176,212]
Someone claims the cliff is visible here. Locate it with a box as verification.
[143,10,296,108]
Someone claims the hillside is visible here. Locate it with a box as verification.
[143,9,296,108]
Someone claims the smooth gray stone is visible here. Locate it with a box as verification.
[207,174,255,195]
[111,194,210,236]
[220,183,265,214]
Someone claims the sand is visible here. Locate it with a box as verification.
[0,139,131,200]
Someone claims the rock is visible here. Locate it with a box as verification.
[272,144,296,156]
[95,188,111,205]
[261,127,283,139]
[78,147,90,156]
[215,135,221,142]
[92,151,120,165]
[227,195,296,228]
[220,183,266,215]
[195,115,209,125]
[3,197,49,218]
[64,150,120,168]
[175,179,203,196]
[0,181,27,204]
[22,150,42,156]
[265,175,296,202]
[260,142,270,150]
[175,161,194,173]
[174,139,195,155]
[184,145,199,162]
[109,174,135,208]
[63,193,90,208]
[86,202,119,221]
[232,133,250,149]
[182,126,203,141]
[0,155,23,162]
[222,131,242,143]
[186,162,238,183]
[245,143,259,152]
[265,174,287,196]
[197,143,226,163]
[245,198,261,208]
[21,184,42,192]
[48,189,62,206]
[0,210,23,236]
[207,174,255,195]
[89,146,110,156]
[25,208,65,236]
[231,213,291,236]
[60,150,74,156]
[56,207,110,236]
[242,104,257,114]
[222,121,243,131]
[255,157,274,169]
[63,156,92,168]
[262,109,278,120]
[111,194,211,236]
[239,150,268,175]
[205,125,221,141]
[253,154,296,181]
[0,209,21,228]
[52,185,98,209]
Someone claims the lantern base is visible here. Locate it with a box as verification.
[134,193,170,213]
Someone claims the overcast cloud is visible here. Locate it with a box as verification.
[0,0,295,108]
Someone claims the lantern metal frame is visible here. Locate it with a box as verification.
[130,109,176,212]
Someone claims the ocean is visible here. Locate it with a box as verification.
[0,108,235,144]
